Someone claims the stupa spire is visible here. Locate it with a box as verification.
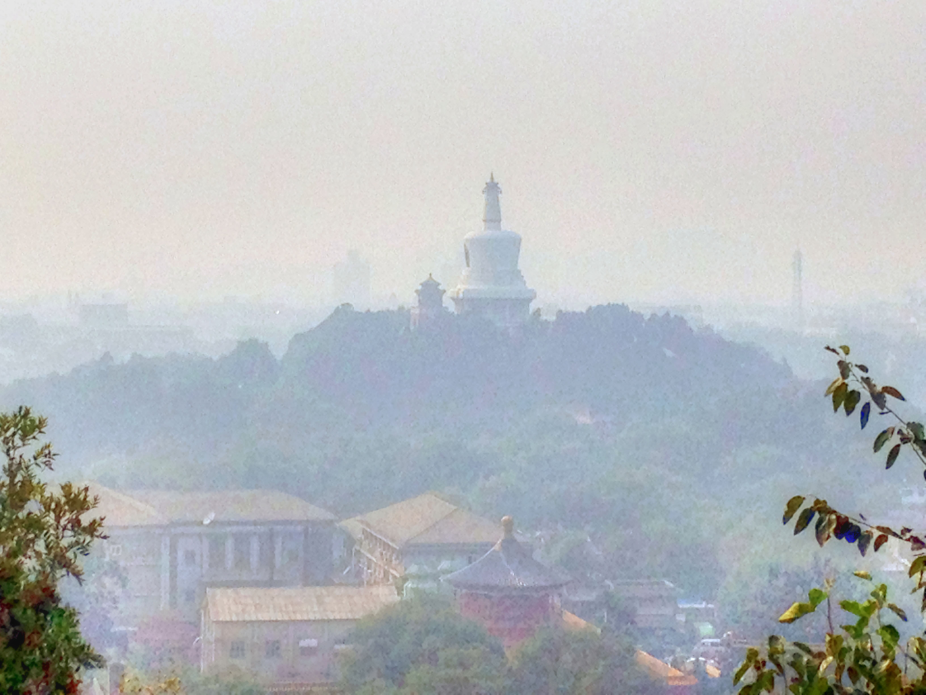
[483,174,502,231]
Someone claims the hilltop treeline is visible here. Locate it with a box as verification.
[0,305,886,602]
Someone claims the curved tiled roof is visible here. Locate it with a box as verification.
[444,517,571,592]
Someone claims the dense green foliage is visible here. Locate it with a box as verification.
[509,626,657,695]
[340,595,508,694]
[340,595,656,695]
[0,306,884,608]
[0,407,105,694]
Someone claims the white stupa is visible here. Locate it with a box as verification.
[448,175,536,327]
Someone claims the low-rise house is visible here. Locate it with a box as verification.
[340,492,499,588]
[89,483,337,624]
[201,585,398,685]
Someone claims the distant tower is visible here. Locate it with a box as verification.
[410,274,446,330]
[447,175,536,327]
[792,249,804,333]
[332,250,372,308]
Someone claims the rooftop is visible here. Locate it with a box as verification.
[89,483,335,527]
[205,585,398,623]
[340,492,500,549]
[444,516,571,593]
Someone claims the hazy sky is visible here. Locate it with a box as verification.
[1,1,924,308]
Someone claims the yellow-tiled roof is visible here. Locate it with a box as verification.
[635,650,699,687]
[205,585,398,623]
[340,492,499,548]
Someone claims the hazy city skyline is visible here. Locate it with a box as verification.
[2,1,924,308]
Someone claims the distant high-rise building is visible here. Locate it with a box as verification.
[332,250,372,308]
[792,249,804,333]
[448,175,536,327]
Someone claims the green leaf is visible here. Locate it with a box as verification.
[854,570,872,580]
[860,401,870,429]
[794,508,815,535]
[907,555,926,578]
[887,603,908,622]
[825,377,844,396]
[844,390,861,416]
[734,648,759,685]
[840,345,850,356]
[779,601,816,624]
[886,443,901,470]
[909,422,925,441]
[732,660,751,685]
[783,496,805,525]
[833,382,848,412]
[808,587,827,607]
[879,624,900,650]
[883,386,905,401]
[874,428,894,453]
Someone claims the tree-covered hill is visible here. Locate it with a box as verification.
[0,304,888,600]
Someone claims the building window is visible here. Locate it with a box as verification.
[298,638,318,656]
[209,535,225,569]
[265,640,281,659]
[234,535,250,571]
[229,641,245,659]
[184,549,197,566]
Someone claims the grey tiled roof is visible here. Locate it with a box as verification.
[445,529,571,592]
[88,483,335,527]
[124,489,335,524]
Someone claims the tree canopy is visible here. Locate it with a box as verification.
[0,407,105,694]
[339,594,508,695]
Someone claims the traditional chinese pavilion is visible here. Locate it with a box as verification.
[444,516,571,649]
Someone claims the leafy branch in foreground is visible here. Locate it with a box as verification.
[735,574,922,695]
[0,407,107,695]
[736,346,926,695]
[782,346,926,611]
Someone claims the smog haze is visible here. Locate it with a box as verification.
[1,1,924,307]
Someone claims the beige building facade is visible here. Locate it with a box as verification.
[201,585,398,685]
[340,492,500,589]
[90,483,337,625]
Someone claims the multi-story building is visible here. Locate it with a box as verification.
[201,585,398,686]
[89,483,337,625]
[340,492,500,589]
